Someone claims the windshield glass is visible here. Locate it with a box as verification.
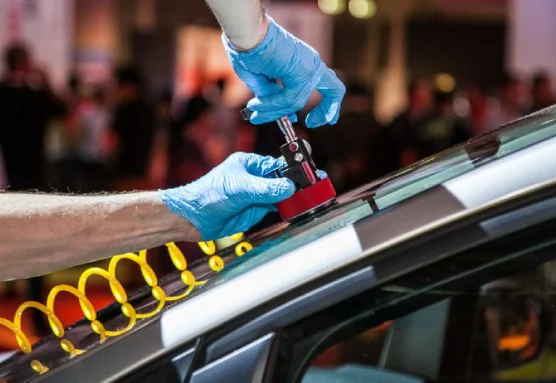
[3,112,556,382]
[346,113,556,210]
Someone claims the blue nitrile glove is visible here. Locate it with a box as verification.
[223,16,346,128]
[159,152,295,240]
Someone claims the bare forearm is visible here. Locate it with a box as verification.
[206,0,268,50]
[0,192,197,281]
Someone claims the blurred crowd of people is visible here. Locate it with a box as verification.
[0,43,555,198]
[0,44,256,195]
[0,43,554,329]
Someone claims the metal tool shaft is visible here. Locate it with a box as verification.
[277,117,297,143]
[240,109,298,144]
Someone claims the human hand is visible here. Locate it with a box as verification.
[159,152,295,240]
[223,16,345,128]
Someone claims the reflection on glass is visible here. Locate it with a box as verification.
[302,260,556,382]
[483,290,542,368]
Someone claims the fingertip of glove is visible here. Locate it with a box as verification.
[288,113,298,123]
[273,178,295,199]
[282,178,296,195]
[248,110,278,125]
[246,97,263,110]
[305,114,326,129]
[306,111,341,128]
[248,111,264,125]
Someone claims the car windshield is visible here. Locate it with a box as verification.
[2,112,556,382]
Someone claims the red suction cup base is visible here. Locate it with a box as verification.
[277,178,337,221]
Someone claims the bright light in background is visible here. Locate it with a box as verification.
[434,73,456,92]
[348,0,377,19]
[318,0,346,15]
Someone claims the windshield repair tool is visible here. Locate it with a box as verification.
[241,110,337,221]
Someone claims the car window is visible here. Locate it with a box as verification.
[371,113,556,210]
[302,260,556,383]
[298,244,556,382]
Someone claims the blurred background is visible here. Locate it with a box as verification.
[0,0,555,350]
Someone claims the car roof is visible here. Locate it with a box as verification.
[4,108,556,383]
[161,125,556,349]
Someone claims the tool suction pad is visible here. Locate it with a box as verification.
[276,177,337,221]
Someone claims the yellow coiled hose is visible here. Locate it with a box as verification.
[0,234,254,375]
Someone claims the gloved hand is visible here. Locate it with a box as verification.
[159,153,295,240]
[223,16,345,128]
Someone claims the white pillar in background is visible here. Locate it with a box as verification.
[507,0,556,80]
[374,0,412,124]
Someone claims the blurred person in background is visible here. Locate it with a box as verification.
[0,146,6,190]
[0,43,67,333]
[0,44,67,191]
[72,87,111,192]
[413,90,473,158]
[149,89,174,189]
[207,79,241,156]
[192,79,238,168]
[309,81,380,193]
[383,78,434,172]
[49,73,84,191]
[168,85,212,187]
[338,83,380,190]
[168,78,249,187]
[529,71,555,113]
[111,66,156,191]
[488,74,527,130]
[66,73,83,111]
[462,83,491,136]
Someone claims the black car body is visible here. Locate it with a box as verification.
[3,107,556,382]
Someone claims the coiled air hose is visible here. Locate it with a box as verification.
[0,234,254,375]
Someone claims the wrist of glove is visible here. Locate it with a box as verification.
[159,153,295,241]
[223,16,345,128]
